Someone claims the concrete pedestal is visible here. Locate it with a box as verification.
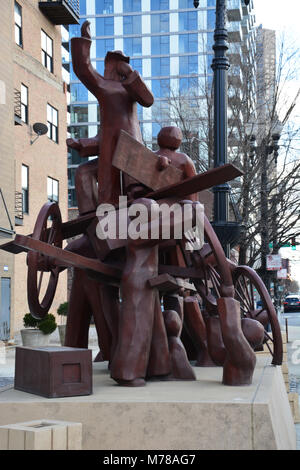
[0,355,296,450]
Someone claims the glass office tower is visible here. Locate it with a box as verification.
[67,0,256,208]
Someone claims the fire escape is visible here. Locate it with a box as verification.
[39,0,80,25]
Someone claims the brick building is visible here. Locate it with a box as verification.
[0,0,79,339]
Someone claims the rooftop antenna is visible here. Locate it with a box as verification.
[30,122,48,145]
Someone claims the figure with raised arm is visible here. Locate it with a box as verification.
[67,20,154,210]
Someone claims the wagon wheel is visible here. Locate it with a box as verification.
[27,202,63,319]
[232,266,283,365]
[185,214,235,314]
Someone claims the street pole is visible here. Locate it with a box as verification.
[211,0,230,257]
[193,0,250,257]
[260,138,271,293]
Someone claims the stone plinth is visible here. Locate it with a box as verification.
[0,420,82,450]
[0,355,296,450]
[14,346,92,398]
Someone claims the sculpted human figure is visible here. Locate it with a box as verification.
[110,126,205,386]
[64,21,154,358]
[68,20,154,209]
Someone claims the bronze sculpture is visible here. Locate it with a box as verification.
[0,24,283,389]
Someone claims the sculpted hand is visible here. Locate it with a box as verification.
[157,155,171,171]
[117,61,133,78]
[81,20,91,39]
[66,138,81,151]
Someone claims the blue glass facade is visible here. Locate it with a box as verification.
[67,0,254,208]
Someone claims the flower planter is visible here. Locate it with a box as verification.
[20,329,51,347]
[58,324,66,346]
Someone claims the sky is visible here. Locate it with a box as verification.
[254,0,300,44]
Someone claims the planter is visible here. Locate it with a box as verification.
[58,324,66,346]
[20,329,51,347]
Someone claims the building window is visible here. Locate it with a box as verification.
[123,37,142,57]
[70,83,89,102]
[22,164,29,214]
[179,55,198,75]
[41,30,53,73]
[96,38,114,58]
[47,104,58,143]
[80,0,86,15]
[123,15,142,35]
[131,58,142,75]
[47,177,59,204]
[179,77,198,94]
[179,33,198,53]
[14,2,22,47]
[151,0,169,10]
[96,16,114,36]
[96,0,113,14]
[151,35,170,55]
[152,57,170,77]
[179,0,190,7]
[20,84,28,124]
[69,125,89,139]
[179,11,198,31]
[151,14,169,33]
[123,0,141,11]
[207,9,215,30]
[70,104,90,124]
[151,79,170,98]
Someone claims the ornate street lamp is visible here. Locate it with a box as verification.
[193,0,250,256]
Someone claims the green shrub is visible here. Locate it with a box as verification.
[38,316,57,335]
[23,313,57,335]
[57,302,68,316]
[23,313,39,329]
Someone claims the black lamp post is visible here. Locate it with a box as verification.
[193,0,250,256]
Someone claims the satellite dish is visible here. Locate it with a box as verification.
[31,122,48,144]
[33,122,48,136]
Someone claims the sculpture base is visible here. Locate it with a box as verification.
[14,346,92,398]
[0,355,296,450]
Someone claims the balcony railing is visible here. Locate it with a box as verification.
[228,22,243,43]
[14,89,22,126]
[227,0,243,22]
[39,0,79,25]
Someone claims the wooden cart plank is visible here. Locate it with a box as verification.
[9,235,122,280]
[113,130,183,190]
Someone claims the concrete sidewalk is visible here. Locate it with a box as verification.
[283,323,300,449]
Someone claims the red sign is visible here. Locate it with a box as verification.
[266,254,282,271]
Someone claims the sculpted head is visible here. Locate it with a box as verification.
[157,126,183,150]
[104,50,130,81]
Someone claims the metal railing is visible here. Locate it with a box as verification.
[44,0,80,16]
[15,191,23,221]
[65,0,80,15]
[14,89,21,119]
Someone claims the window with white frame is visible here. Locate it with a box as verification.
[47,177,59,204]
[15,2,22,47]
[22,164,29,214]
[21,84,28,124]
[41,30,53,73]
[47,104,58,143]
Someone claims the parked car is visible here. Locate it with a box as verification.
[283,295,300,313]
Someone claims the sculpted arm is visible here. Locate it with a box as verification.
[118,62,154,108]
[71,21,105,97]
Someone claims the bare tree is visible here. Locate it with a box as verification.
[151,31,300,283]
